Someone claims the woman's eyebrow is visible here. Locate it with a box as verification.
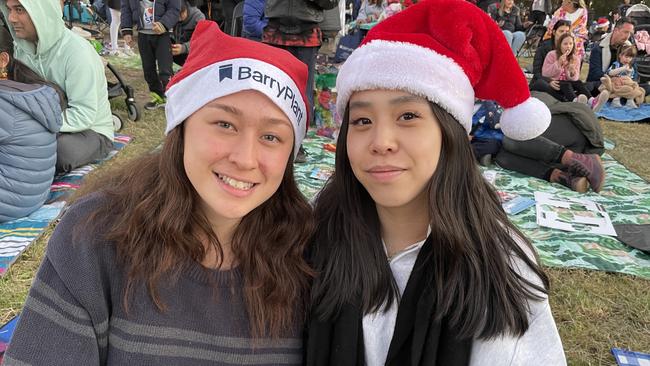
[388,95,427,105]
[348,100,372,110]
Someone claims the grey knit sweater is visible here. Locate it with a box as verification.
[4,194,303,366]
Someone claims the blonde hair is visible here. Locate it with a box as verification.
[498,0,515,17]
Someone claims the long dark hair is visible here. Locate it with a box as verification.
[551,20,571,42]
[311,101,549,339]
[73,125,314,338]
[0,27,66,108]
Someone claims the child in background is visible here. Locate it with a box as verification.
[355,0,386,24]
[121,0,180,110]
[542,33,605,111]
[599,44,645,108]
[171,0,205,66]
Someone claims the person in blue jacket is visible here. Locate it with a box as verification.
[0,27,64,222]
[242,0,267,40]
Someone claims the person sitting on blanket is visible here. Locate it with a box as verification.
[3,21,315,365]
[529,20,570,91]
[599,44,645,108]
[0,27,65,223]
[0,0,114,174]
[540,32,610,112]
[586,17,635,95]
[496,91,606,193]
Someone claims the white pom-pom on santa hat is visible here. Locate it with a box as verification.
[336,0,550,141]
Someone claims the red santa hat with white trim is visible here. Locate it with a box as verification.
[336,0,551,141]
[165,21,310,157]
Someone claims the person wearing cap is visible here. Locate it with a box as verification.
[4,21,313,365]
[305,1,565,365]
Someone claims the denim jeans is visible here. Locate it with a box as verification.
[502,30,526,55]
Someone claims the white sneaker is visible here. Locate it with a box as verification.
[611,97,623,108]
[576,94,588,104]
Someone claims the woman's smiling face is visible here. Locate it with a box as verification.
[183,90,295,227]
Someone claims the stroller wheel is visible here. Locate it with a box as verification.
[112,113,123,131]
[127,102,140,122]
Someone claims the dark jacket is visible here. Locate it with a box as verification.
[0,80,62,222]
[532,38,553,82]
[242,0,268,40]
[264,0,338,24]
[120,0,181,36]
[488,3,524,33]
[587,32,631,82]
[587,40,605,82]
[173,6,205,53]
[532,91,605,155]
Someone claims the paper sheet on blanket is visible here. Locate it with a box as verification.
[535,192,617,236]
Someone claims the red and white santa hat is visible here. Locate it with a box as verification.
[336,0,551,141]
[165,21,310,156]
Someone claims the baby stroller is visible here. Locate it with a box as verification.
[107,62,140,131]
[627,4,650,83]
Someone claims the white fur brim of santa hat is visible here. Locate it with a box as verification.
[165,21,310,157]
[335,0,551,141]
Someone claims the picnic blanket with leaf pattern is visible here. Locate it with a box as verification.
[0,135,132,276]
[296,132,650,279]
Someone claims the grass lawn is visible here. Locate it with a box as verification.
[0,55,648,365]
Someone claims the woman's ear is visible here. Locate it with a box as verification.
[0,52,9,69]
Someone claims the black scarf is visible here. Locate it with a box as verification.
[305,237,472,366]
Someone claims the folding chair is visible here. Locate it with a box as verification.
[229,1,244,37]
[517,24,546,58]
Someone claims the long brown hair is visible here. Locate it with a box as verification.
[74,125,314,338]
[311,102,549,339]
[0,27,66,109]
[555,32,576,66]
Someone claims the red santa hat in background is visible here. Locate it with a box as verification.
[336,0,551,141]
[165,21,310,157]
[596,17,610,29]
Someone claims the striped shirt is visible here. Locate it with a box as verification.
[4,194,303,366]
